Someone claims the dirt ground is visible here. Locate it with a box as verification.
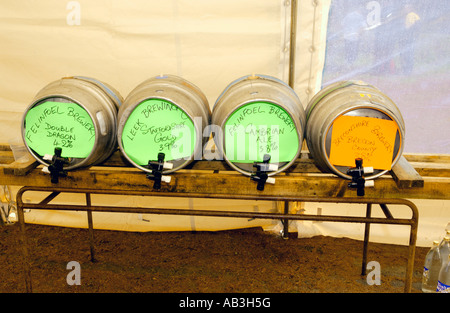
[0,222,430,294]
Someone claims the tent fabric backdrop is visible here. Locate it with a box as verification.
[0,0,329,149]
[0,0,331,233]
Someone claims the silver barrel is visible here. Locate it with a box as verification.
[305,80,405,180]
[117,74,211,173]
[22,76,122,170]
[212,74,306,176]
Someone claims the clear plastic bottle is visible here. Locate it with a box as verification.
[437,254,450,293]
[439,236,450,264]
[422,241,441,293]
[444,229,450,238]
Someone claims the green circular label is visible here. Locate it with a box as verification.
[121,99,196,165]
[224,101,299,163]
[24,101,95,158]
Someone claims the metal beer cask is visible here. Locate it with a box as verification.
[22,76,122,170]
[305,80,405,180]
[117,74,211,173]
[212,74,306,176]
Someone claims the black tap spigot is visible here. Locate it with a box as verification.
[251,154,275,191]
[347,158,367,196]
[46,147,69,184]
[145,153,172,190]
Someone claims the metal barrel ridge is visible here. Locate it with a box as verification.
[117,74,211,174]
[212,74,306,176]
[305,80,406,180]
[21,76,123,170]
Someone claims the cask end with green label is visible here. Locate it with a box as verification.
[22,76,122,170]
[117,75,211,173]
[212,74,306,176]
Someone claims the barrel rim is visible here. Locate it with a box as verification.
[306,81,358,122]
[117,96,202,174]
[129,74,211,117]
[21,94,100,170]
[321,105,404,180]
[71,76,123,108]
[217,99,303,177]
[214,74,300,109]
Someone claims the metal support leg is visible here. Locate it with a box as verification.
[404,211,418,293]
[361,203,372,276]
[86,193,96,262]
[17,199,32,292]
[283,201,289,239]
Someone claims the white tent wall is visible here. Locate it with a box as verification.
[0,0,330,234]
[1,0,449,247]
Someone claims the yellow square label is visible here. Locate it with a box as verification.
[329,115,398,170]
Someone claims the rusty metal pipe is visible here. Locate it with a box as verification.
[380,203,394,219]
[361,203,372,276]
[18,201,416,226]
[85,193,96,262]
[38,191,60,205]
[16,186,420,213]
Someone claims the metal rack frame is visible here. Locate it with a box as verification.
[16,185,418,293]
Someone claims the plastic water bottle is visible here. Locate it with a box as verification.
[437,254,450,293]
[439,236,450,264]
[422,241,441,293]
[444,229,450,238]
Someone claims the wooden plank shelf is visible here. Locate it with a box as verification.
[1,143,449,200]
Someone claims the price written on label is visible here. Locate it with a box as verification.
[24,101,95,158]
[329,115,399,170]
[224,101,299,164]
